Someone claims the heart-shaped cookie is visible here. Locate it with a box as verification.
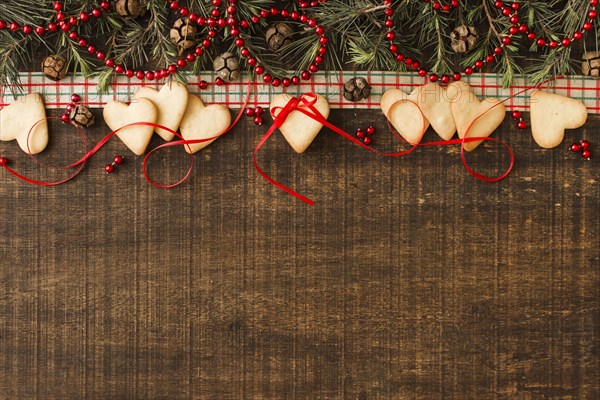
[179,95,231,154]
[132,81,189,142]
[270,94,330,154]
[0,93,48,154]
[386,99,427,145]
[381,83,455,140]
[447,81,506,152]
[103,98,158,156]
[530,90,588,149]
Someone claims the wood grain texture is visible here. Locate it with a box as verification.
[0,109,598,399]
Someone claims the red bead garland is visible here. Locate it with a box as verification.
[24,0,594,90]
[48,0,328,88]
[385,1,598,83]
[227,6,327,87]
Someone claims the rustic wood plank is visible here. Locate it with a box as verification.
[0,108,598,399]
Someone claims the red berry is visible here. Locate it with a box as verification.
[511,111,521,119]
[199,80,208,89]
[582,149,591,159]
[61,113,70,123]
[570,143,582,152]
[517,121,527,130]
[105,164,115,174]
[113,155,124,165]
[580,140,590,149]
[366,126,375,135]
[0,157,8,166]
[254,116,263,126]
[254,106,263,115]
[356,129,365,139]
[70,94,81,103]
[363,137,372,145]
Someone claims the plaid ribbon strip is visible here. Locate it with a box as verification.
[2,71,600,113]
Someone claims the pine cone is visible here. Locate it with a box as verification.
[582,51,600,77]
[450,25,478,53]
[69,105,95,128]
[170,18,197,55]
[265,23,294,51]
[41,55,67,81]
[114,0,147,19]
[343,77,371,102]
[213,52,241,82]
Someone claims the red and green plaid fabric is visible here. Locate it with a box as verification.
[2,71,600,113]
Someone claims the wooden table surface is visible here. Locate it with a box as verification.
[0,107,598,399]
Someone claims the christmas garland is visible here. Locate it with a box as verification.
[0,1,598,90]
[0,1,596,204]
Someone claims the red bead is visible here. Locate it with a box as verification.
[66,103,75,112]
[114,155,124,165]
[363,137,372,145]
[105,164,115,174]
[254,116,263,125]
[145,71,155,80]
[0,157,8,166]
[511,111,521,119]
[517,121,527,130]
[215,77,225,86]
[61,113,70,123]
[366,126,375,135]
[580,140,590,149]
[53,1,63,11]
[245,108,255,117]
[582,149,591,159]
[35,26,46,35]
[356,129,365,139]
[199,80,208,89]
[125,69,134,78]
[570,143,582,152]
[136,70,145,80]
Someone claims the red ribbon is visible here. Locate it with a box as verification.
[1,82,254,188]
[254,93,516,205]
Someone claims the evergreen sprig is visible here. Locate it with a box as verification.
[0,0,597,93]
